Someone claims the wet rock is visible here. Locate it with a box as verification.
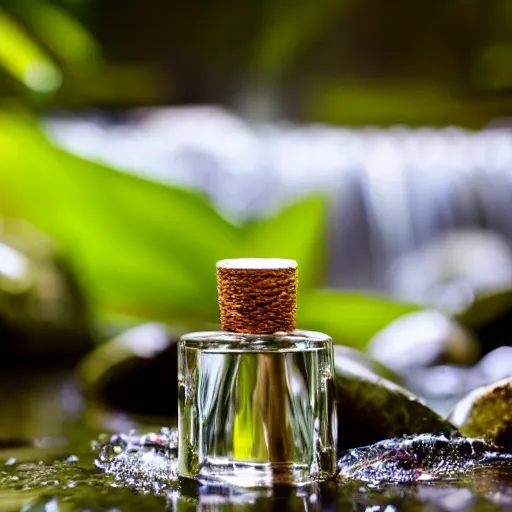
[0,221,92,362]
[333,345,401,384]
[368,310,479,374]
[79,323,178,418]
[334,347,455,450]
[448,378,512,450]
[338,434,512,484]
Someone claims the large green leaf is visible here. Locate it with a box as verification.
[0,112,239,323]
[0,113,328,327]
[299,290,420,349]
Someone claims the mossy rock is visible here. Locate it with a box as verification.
[448,377,512,450]
[334,346,456,450]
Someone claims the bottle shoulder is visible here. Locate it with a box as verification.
[180,329,332,352]
[181,329,331,343]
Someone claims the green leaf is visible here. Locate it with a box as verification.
[241,196,326,290]
[0,112,239,323]
[255,0,353,77]
[12,0,100,69]
[0,8,61,93]
[299,290,420,349]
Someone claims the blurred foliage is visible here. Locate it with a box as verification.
[254,0,352,78]
[0,7,62,94]
[11,0,99,68]
[0,0,157,105]
[0,111,417,347]
[2,0,512,124]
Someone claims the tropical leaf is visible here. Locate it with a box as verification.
[11,0,100,69]
[0,112,239,323]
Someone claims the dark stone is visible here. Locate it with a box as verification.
[0,223,92,364]
[79,323,178,418]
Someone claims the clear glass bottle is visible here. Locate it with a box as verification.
[178,329,337,487]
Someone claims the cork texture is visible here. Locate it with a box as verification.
[217,259,297,334]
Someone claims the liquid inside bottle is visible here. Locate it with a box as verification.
[178,330,337,487]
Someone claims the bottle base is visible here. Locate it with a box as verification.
[183,459,321,488]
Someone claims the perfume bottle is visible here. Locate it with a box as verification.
[178,258,337,487]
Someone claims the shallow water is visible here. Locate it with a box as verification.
[2,450,511,511]
[0,370,511,511]
[2,427,511,511]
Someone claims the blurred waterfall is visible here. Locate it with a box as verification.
[45,107,512,309]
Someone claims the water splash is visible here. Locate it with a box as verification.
[3,428,508,510]
[91,428,512,492]
[92,427,179,495]
[338,434,512,485]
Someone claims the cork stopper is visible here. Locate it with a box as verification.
[217,258,298,334]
